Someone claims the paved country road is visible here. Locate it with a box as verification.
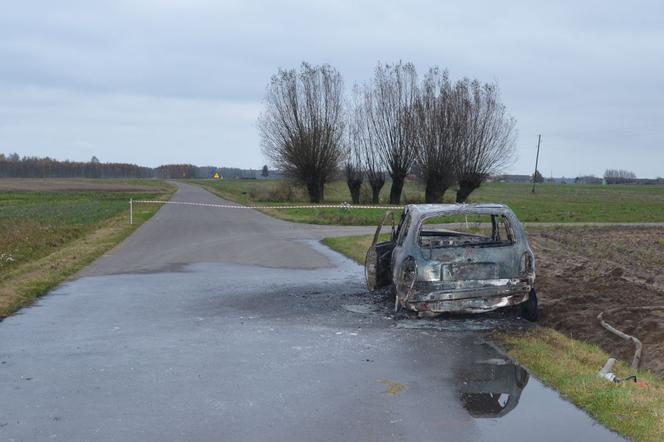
[0,183,622,441]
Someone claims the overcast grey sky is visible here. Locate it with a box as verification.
[1,0,662,177]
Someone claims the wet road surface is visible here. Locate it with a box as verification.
[0,183,623,441]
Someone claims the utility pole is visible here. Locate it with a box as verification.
[531,134,542,193]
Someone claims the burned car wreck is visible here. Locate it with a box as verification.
[365,204,538,321]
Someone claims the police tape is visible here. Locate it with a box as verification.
[128,198,403,224]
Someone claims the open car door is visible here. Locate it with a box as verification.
[365,211,396,291]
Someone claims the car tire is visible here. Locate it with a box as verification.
[520,288,538,322]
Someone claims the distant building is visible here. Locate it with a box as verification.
[634,178,664,185]
[493,174,532,184]
[574,176,603,185]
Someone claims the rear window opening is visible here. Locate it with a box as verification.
[418,213,514,249]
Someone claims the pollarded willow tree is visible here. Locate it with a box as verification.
[413,68,460,203]
[343,112,364,204]
[363,62,418,205]
[454,79,517,202]
[258,63,345,203]
[349,85,385,204]
[362,136,386,204]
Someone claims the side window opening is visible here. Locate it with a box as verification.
[494,214,514,243]
[418,213,514,249]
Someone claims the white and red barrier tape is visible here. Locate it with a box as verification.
[129,199,403,224]
[132,200,402,210]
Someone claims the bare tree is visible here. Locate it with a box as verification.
[532,170,544,183]
[343,139,364,204]
[413,68,459,203]
[361,134,385,205]
[349,85,384,203]
[343,96,366,203]
[258,63,345,203]
[454,80,516,202]
[363,62,418,204]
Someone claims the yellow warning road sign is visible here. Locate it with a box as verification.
[213,172,221,179]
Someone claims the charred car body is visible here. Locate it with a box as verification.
[365,204,538,320]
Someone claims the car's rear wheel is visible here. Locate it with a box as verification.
[520,288,538,322]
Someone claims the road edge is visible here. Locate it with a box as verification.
[0,190,174,319]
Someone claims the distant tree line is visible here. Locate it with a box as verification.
[0,153,266,180]
[0,154,153,178]
[259,62,516,203]
[153,164,199,179]
[497,173,661,185]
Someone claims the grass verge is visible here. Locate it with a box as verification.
[322,233,664,441]
[496,328,664,441]
[0,184,174,317]
[192,179,664,225]
[195,179,398,226]
[322,235,376,264]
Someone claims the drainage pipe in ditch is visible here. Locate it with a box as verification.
[597,309,645,370]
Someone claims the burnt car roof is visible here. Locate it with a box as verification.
[405,203,512,217]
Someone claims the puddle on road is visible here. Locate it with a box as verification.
[455,355,530,419]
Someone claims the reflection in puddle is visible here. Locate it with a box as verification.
[456,357,529,418]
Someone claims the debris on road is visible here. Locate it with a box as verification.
[377,379,405,396]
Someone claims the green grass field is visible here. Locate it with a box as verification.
[0,190,162,276]
[194,179,664,225]
[0,180,174,316]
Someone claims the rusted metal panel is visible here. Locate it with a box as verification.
[442,262,499,281]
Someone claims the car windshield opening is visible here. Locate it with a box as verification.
[418,213,514,249]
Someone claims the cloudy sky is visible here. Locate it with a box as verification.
[1,0,662,177]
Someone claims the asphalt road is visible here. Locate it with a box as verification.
[0,183,622,441]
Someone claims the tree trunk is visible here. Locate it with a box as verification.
[306,179,323,203]
[368,175,385,204]
[389,176,405,205]
[424,179,448,203]
[346,178,362,204]
[456,181,477,203]
[370,183,382,204]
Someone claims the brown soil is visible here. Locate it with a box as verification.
[0,178,168,193]
[530,226,664,376]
